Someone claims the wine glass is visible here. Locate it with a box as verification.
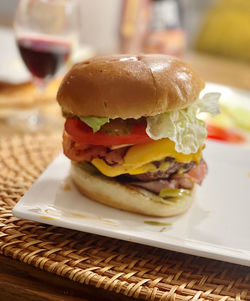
[11,0,79,131]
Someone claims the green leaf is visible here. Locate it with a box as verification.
[79,117,110,133]
[146,92,220,154]
[221,104,250,131]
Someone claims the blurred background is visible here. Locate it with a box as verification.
[0,0,250,142]
[2,0,250,58]
[0,0,232,53]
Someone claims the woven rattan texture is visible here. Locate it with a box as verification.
[0,133,250,301]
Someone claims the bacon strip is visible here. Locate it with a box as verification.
[126,160,207,194]
[63,131,128,165]
[188,160,208,185]
[129,173,194,193]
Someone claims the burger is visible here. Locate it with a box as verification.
[57,54,220,217]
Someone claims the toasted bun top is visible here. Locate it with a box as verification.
[57,54,205,119]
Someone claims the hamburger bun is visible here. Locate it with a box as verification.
[57,54,205,119]
[71,162,194,217]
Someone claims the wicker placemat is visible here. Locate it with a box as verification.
[0,133,249,301]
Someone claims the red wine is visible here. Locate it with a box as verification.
[17,37,71,79]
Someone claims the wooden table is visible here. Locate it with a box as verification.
[186,52,250,91]
[0,52,250,300]
[0,256,135,301]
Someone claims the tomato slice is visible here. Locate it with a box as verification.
[206,124,245,143]
[65,118,153,145]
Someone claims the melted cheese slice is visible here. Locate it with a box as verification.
[128,161,172,175]
[92,138,202,177]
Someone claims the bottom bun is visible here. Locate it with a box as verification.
[70,162,195,217]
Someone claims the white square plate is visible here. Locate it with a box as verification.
[13,83,250,266]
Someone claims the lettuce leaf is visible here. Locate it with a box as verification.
[146,93,220,154]
[196,92,221,117]
[79,117,110,132]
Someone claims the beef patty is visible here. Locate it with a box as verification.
[117,158,207,194]
[118,157,196,182]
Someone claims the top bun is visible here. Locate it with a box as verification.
[57,54,205,119]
